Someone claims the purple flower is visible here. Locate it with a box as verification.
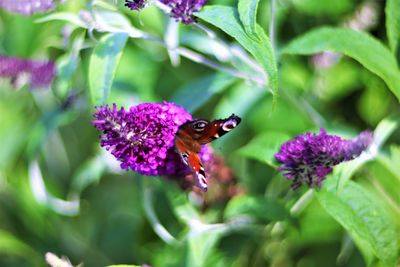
[275,129,373,190]
[124,0,146,11]
[0,0,55,15]
[0,55,56,89]
[161,0,208,24]
[92,101,211,178]
[124,0,207,24]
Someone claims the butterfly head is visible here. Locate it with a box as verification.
[192,120,209,132]
[175,114,241,192]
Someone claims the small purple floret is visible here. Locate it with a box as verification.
[0,55,56,89]
[124,0,146,11]
[124,0,208,24]
[275,129,373,190]
[92,101,211,178]
[161,0,208,24]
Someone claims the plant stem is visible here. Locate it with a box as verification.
[290,189,314,215]
[194,22,266,76]
[143,187,178,245]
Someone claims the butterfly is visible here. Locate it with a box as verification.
[175,114,242,192]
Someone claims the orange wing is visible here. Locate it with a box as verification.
[175,114,241,191]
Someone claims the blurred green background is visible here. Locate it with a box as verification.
[0,0,399,266]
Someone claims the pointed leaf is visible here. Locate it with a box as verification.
[89,32,128,105]
[238,0,260,37]
[385,0,400,55]
[282,27,400,101]
[316,176,398,266]
[196,6,278,95]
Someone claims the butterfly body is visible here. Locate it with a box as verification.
[175,114,241,192]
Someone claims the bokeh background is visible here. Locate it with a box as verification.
[0,0,399,266]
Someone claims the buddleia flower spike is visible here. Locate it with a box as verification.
[275,129,373,190]
[92,101,211,181]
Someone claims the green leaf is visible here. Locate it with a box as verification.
[55,33,84,98]
[316,176,398,266]
[35,12,87,28]
[385,0,400,55]
[196,6,278,96]
[26,109,79,158]
[373,116,398,149]
[336,117,398,189]
[187,224,228,267]
[224,195,289,222]
[238,0,260,37]
[172,73,236,112]
[89,32,128,105]
[0,229,39,260]
[237,131,290,167]
[282,27,400,101]
[106,265,140,267]
[71,154,107,195]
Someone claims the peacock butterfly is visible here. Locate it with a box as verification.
[175,114,242,192]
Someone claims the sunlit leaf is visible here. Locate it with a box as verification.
[35,12,87,28]
[89,32,128,105]
[336,117,398,188]
[282,27,400,101]
[187,224,228,267]
[385,0,400,55]
[316,176,398,266]
[0,230,38,260]
[373,116,398,148]
[196,6,278,96]
[238,0,260,37]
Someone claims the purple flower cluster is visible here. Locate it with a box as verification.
[275,129,373,190]
[92,101,210,177]
[124,0,146,11]
[161,0,208,24]
[124,0,207,24]
[0,55,56,89]
[0,0,55,15]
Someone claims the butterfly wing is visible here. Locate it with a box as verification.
[197,114,242,145]
[175,136,208,191]
[175,114,241,191]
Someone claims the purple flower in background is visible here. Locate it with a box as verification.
[0,0,55,15]
[124,0,207,24]
[124,0,146,11]
[0,55,56,89]
[92,101,211,177]
[275,129,373,190]
[161,0,208,24]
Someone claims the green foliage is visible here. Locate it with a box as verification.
[224,195,290,222]
[385,0,400,55]
[316,176,398,266]
[237,131,290,167]
[238,0,260,38]
[1,0,400,266]
[197,6,278,96]
[89,32,128,105]
[282,27,400,101]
